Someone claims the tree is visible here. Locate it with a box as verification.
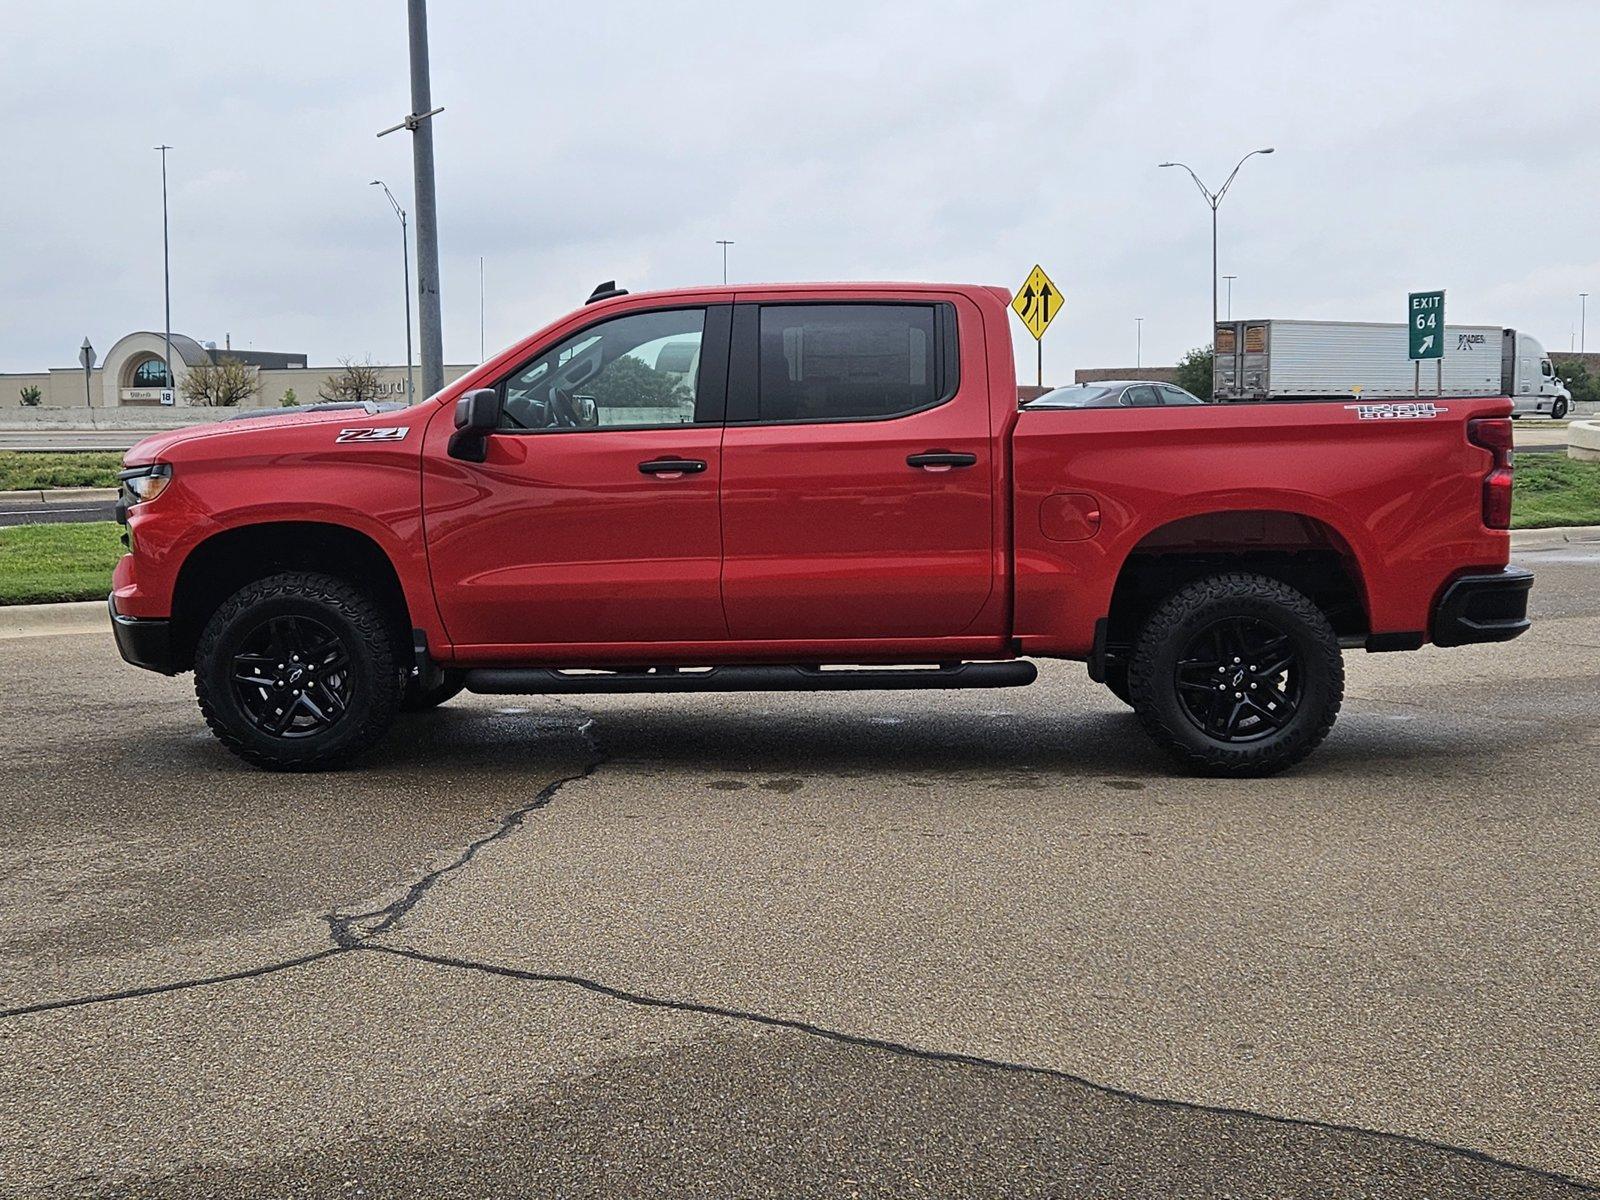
[280,387,300,408]
[180,356,259,407]
[585,352,693,410]
[1555,359,1598,406]
[19,384,43,406]
[319,358,383,404]
[1174,345,1214,401]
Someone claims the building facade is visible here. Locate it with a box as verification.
[1,330,473,409]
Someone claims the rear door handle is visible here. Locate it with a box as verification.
[638,457,707,475]
[907,451,977,471]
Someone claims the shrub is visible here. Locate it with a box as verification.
[19,385,43,406]
[280,387,300,407]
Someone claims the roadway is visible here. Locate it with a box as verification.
[1,534,1596,1197]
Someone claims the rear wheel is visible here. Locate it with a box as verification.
[1127,572,1343,776]
[194,572,402,771]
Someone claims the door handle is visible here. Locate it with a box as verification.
[638,457,707,475]
[906,451,977,470]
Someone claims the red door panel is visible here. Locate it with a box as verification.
[719,297,994,641]
[423,423,727,651]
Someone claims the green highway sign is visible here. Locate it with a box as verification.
[1409,290,1444,360]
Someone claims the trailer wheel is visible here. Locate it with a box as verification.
[1127,572,1343,776]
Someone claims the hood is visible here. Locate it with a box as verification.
[123,403,408,465]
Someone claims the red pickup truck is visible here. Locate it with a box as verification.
[110,281,1531,776]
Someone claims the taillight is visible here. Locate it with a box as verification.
[1468,417,1513,529]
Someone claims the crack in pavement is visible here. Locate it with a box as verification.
[3,707,1595,1193]
[360,942,1600,1195]
[324,715,605,948]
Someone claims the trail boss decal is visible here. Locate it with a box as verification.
[1344,403,1447,420]
[335,427,409,443]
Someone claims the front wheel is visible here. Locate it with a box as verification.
[1551,398,1569,420]
[1127,572,1344,776]
[194,572,403,771]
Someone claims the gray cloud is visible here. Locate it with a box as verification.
[1,0,1594,377]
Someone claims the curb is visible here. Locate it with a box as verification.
[0,487,118,504]
[1510,523,1600,550]
[0,600,107,640]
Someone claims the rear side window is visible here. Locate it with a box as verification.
[755,305,941,422]
[1125,385,1161,407]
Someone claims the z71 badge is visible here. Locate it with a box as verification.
[1343,403,1447,420]
[336,427,409,443]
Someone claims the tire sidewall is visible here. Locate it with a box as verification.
[197,582,395,768]
[1130,576,1342,773]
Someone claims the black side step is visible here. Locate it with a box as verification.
[463,661,1037,695]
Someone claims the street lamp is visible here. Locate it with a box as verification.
[1223,274,1237,321]
[154,145,174,400]
[371,181,415,404]
[1135,317,1144,369]
[716,239,734,285]
[1582,293,1589,354]
[1159,148,1274,346]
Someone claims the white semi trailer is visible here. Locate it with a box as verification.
[1212,320,1570,418]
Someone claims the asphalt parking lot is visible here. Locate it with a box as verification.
[2,537,1597,1198]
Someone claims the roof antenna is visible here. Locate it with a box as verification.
[586,280,628,305]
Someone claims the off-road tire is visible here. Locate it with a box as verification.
[1127,572,1343,777]
[194,572,402,771]
[402,671,466,712]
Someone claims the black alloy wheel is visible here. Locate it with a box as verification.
[1173,616,1301,743]
[194,571,402,771]
[230,614,353,738]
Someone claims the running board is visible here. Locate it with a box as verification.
[463,661,1037,695]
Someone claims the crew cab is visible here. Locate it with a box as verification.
[110,282,1533,775]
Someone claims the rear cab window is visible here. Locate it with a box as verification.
[729,302,959,424]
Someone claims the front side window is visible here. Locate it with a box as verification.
[1125,385,1161,407]
[757,304,938,422]
[500,308,704,431]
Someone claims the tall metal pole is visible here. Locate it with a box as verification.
[155,145,173,399]
[1223,275,1236,320]
[1582,293,1588,354]
[371,182,414,404]
[716,239,734,285]
[1210,207,1218,350]
[479,256,485,360]
[408,0,443,397]
[1136,317,1143,368]
[1160,149,1273,349]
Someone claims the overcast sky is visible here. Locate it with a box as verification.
[1,0,1594,381]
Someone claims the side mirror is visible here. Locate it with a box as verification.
[448,388,501,462]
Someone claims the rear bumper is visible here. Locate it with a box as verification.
[109,593,180,674]
[1431,566,1533,648]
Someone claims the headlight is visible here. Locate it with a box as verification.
[118,463,173,505]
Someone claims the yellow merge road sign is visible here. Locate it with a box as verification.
[1011,264,1062,340]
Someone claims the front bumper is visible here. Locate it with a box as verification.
[109,593,180,674]
[1431,566,1533,648]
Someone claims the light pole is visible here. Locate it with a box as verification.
[1159,148,1274,346]
[716,239,734,285]
[154,145,173,399]
[377,0,445,397]
[1582,293,1589,354]
[79,338,96,408]
[371,181,414,404]
[1223,274,1236,321]
[1135,317,1144,369]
